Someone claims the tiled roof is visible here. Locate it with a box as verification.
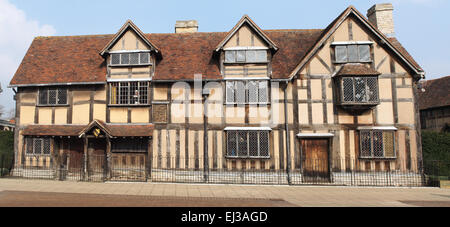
[337,64,381,76]
[22,125,85,136]
[418,75,450,110]
[10,29,324,85]
[388,37,423,72]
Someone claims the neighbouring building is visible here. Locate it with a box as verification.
[0,119,15,132]
[8,4,426,186]
[419,75,450,132]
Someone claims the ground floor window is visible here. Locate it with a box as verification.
[111,138,148,153]
[226,130,270,158]
[359,130,395,158]
[26,138,51,155]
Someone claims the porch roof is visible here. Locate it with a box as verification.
[22,122,154,137]
[22,125,86,137]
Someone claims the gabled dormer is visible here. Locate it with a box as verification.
[101,20,159,106]
[216,15,278,105]
[100,20,160,67]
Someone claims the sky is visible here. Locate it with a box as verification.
[0,0,449,117]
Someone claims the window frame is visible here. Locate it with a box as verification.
[333,44,373,63]
[225,80,270,105]
[109,81,150,106]
[359,130,396,159]
[38,87,68,106]
[109,52,152,67]
[338,76,380,105]
[225,130,271,159]
[26,137,51,156]
[224,50,268,64]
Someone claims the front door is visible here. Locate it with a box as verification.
[301,139,330,183]
[87,138,106,181]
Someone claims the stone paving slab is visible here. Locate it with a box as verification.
[0,179,449,207]
[0,191,294,207]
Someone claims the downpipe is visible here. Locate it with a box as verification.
[283,81,292,185]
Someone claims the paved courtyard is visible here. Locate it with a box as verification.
[0,178,449,207]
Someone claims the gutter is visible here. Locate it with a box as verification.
[282,81,292,184]
[8,81,106,88]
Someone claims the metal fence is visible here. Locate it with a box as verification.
[1,153,449,187]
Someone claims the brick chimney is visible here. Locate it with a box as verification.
[367,3,395,37]
[175,20,198,33]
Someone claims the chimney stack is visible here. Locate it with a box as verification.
[367,3,395,37]
[175,20,198,33]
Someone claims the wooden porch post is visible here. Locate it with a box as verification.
[83,136,88,181]
[146,137,152,181]
[106,136,111,180]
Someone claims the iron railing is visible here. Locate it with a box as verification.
[1,153,448,187]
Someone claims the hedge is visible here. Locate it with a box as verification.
[0,131,13,156]
[421,131,450,178]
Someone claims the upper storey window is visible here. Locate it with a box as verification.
[334,44,371,63]
[339,76,379,105]
[224,50,268,63]
[38,87,68,106]
[109,81,149,105]
[110,52,150,66]
[333,64,381,113]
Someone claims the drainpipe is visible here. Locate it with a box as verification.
[283,81,292,184]
[202,86,211,182]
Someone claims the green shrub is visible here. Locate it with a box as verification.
[0,168,9,177]
[422,131,450,178]
[0,131,14,156]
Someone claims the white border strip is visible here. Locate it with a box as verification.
[224,127,272,131]
[357,126,398,131]
[223,77,270,81]
[297,133,334,138]
[331,41,374,45]
[107,78,152,82]
[223,46,269,51]
[108,50,152,54]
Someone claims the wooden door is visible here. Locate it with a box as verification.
[301,139,330,183]
[88,139,106,180]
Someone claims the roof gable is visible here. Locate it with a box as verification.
[419,76,450,110]
[99,20,160,56]
[215,15,278,52]
[288,6,424,80]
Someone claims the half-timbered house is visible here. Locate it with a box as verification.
[9,4,426,185]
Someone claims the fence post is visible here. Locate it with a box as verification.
[0,154,3,177]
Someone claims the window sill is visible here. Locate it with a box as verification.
[332,61,373,64]
[109,63,152,67]
[339,102,380,106]
[223,61,270,64]
[25,154,52,157]
[359,157,397,160]
[225,156,271,160]
[108,104,151,107]
[36,104,69,107]
[224,103,271,106]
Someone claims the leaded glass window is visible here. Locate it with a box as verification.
[226,130,270,158]
[26,138,51,155]
[340,77,379,104]
[360,130,396,158]
[110,52,151,66]
[335,44,372,63]
[38,88,68,105]
[224,50,268,63]
[109,81,150,105]
[225,80,269,104]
